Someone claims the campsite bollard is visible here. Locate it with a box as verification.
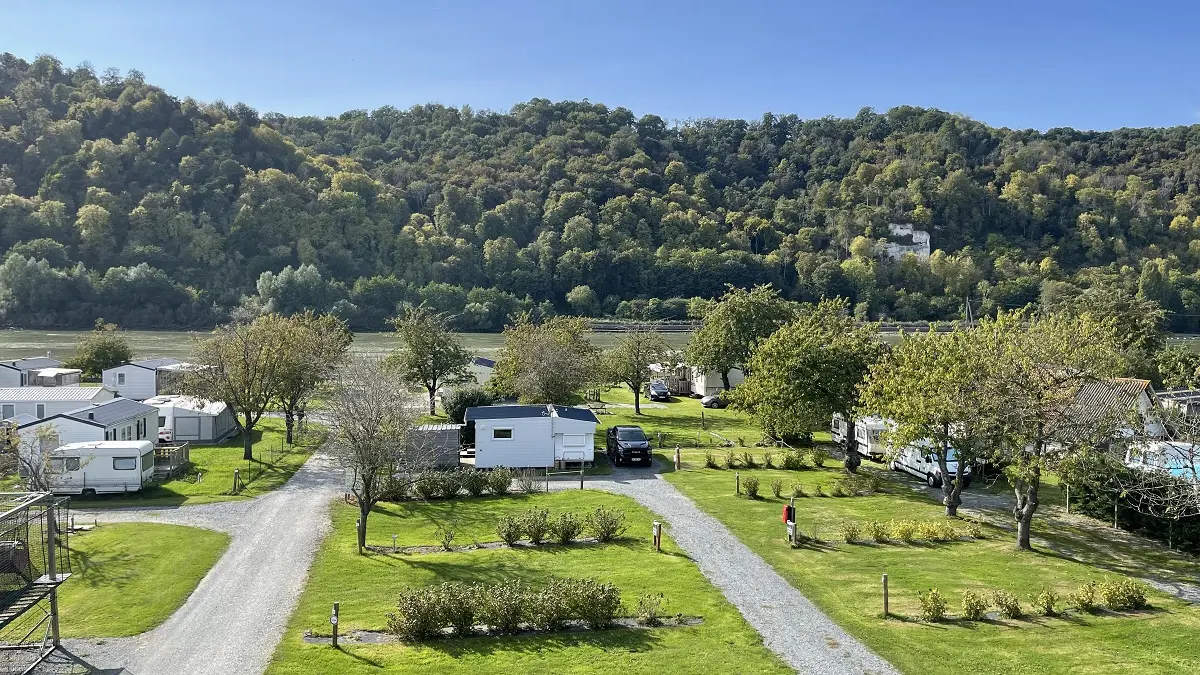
[735,471,740,495]
[882,574,889,617]
[652,521,662,552]
[331,603,339,648]
[674,445,681,470]
[392,534,398,553]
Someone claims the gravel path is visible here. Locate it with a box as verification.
[555,463,897,675]
[49,452,344,675]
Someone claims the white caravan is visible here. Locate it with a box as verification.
[890,441,973,488]
[830,414,892,460]
[32,440,156,495]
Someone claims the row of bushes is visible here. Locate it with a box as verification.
[387,578,624,640]
[706,448,831,470]
[386,468,541,501]
[495,507,628,546]
[917,578,1149,622]
[839,518,983,544]
[742,474,882,499]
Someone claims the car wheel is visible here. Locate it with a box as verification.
[927,473,940,488]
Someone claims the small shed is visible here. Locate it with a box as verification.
[29,368,81,387]
[144,394,236,443]
[408,424,462,468]
[465,404,598,469]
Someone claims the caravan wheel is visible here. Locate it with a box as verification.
[81,488,96,497]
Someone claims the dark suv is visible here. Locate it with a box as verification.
[606,425,651,466]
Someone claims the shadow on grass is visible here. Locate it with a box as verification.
[422,624,663,658]
[71,548,147,589]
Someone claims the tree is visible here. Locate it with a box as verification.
[859,325,986,515]
[490,315,599,403]
[64,319,133,379]
[389,306,474,415]
[274,312,352,444]
[1046,284,1165,379]
[182,315,290,460]
[443,386,494,424]
[325,356,426,554]
[975,311,1126,550]
[1156,345,1200,388]
[601,327,671,414]
[734,298,883,471]
[685,285,795,390]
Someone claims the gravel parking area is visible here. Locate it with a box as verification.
[553,463,898,675]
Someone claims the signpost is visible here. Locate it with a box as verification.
[652,521,662,552]
[331,602,340,647]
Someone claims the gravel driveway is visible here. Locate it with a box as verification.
[47,452,344,675]
[554,463,898,675]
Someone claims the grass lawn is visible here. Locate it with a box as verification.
[73,418,323,508]
[58,522,229,637]
[267,491,790,675]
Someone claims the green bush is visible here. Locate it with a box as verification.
[965,520,984,539]
[934,521,959,541]
[781,451,806,470]
[791,483,807,498]
[522,508,551,545]
[917,588,947,622]
[486,467,514,496]
[992,590,1023,619]
[1099,577,1148,611]
[635,592,666,626]
[807,447,830,467]
[460,469,488,497]
[444,386,494,424]
[724,450,737,469]
[865,520,888,543]
[435,471,462,500]
[573,578,622,629]
[840,521,861,543]
[496,515,523,546]
[763,451,774,469]
[743,475,760,499]
[770,478,784,499]
[515,468,539,494]
[830,482,848,497]
[961,590,988,621]
[741,451,757,468]
[387,587,444,640]
[549,511,583,545]
[1071,581,1100,613]
[585,506,628,542]
[916,522,941,541]
[704,450,718,468]
[412,471,441,500]
[835,473,881,496]
[889,519,917,543]
[529,577,573,631]
[1030,587,1059,616]
[813,483,826,497]
[437,583,477,636]
[480,581,530,633]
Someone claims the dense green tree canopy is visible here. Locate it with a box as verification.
[6,53,1200,330]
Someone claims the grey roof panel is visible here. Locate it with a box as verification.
[552,405,600,423]
[130,358,183,370]
[63,398,157,426]
[464,405,550,421]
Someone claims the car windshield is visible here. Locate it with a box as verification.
[618,429,646,441]
[650,383,666,391]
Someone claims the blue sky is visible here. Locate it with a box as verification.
[3,0,1197,131]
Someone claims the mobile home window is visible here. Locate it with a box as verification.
[64,458,80,471]
[113,457,136,471]
[50,459,64,473]
[493,428,513,440]
[35,404,45,419]
[117,373,126,385]
[563,434,586,447]
[1,404,12,419]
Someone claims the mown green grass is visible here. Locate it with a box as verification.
[267,491,790,675]
[662,446,1200,675]
[76,418,322,508]
[58,522,229,637]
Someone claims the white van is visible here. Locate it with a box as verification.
[40,440,156,495]
[890,442,973,488]
[853,417,890,460]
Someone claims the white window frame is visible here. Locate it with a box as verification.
[117,372,126,386]
[113,457,136,471]
[492,427,514,441]
[562,434,587,447]
[1,404,13,419]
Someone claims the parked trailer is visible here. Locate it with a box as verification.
[37,440,156,495]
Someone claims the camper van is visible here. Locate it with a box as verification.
[890,442,973,488]
[853,417,890,460]
[32,440,156,495]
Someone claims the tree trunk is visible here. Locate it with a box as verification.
[284,409,294,445]
[843,434,860,473]
[428,387,437,416]
[242,413,254,461]
[937,434,962,517]
[357,500,371,554]
[1012,472,1040,550]
[721,371,731,391]
[633,387,641,415]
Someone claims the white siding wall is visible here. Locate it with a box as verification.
[691,367,744,396]
[474,417,554,468]
[19,418,105,448]
[0,392,115,419]
[102,366,158,400]
[551,417,597,463]
[0,369,19,388]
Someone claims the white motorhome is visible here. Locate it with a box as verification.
[853,416,890,460]
[27,440,156,495]
[890,441,973,488]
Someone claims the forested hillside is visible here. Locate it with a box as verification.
[3,52,1200,331]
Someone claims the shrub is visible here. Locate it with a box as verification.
[387,588,443,640]
[724,450,737,469]
[836,473,881,496]
[965,520,984,539]
[961,590,988,621]
[480,581,529,633]
[741,451,757,468]
[781,451,806,470]
[529,577,573,631]
[889,519,916,543]
[1030,587,1059,616]
[1099,578,1148,611]
[934,521,959,542]
[549,511,583,545]
[916,522,941,541]
[436,470,463,500]
[460,470,488,497]
[840,521,861,543]
[813,483,826,497]
[515,468,539,494]
[808,447,830,467]
[791,483,807,498]
[496,515,523,546]
[585,506,628,542]
[522,508,550,545]
[992,590,1023,619]
[437,583,476,636]
[412,471,440,500]
[770,478,784,498]
[1071,581,1100,613]
[743,475,760,499]
[763,451,774,468]
[635,592,666,626]
[486,467,514,496]
[704,450,718,468]
[444,386,494,424]
[572,578,622,629]
[435,519,456,551]
[865,520,888,543]
[917,588,947,622]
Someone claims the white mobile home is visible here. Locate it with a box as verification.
[0,356,63,387]
[102,358,192,400]
[465,404,599,469]
[15,398,158,449]
[690,367,744,397]
[0,386,115,421]
[25,440,156,495]
[145,394,236,443]
[649,363,745,397]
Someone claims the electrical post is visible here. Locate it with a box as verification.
[331,602,339,648]
[882,573,889,618]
